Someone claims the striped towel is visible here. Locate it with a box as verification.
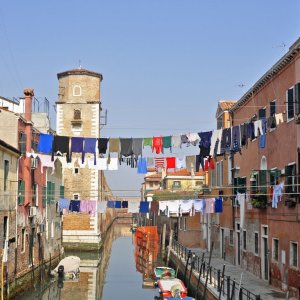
[155,157,165,170]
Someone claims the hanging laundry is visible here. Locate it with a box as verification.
[259,118,267,149]
[204,159,209,172]
[108,158,118,170]
[166,157,176,170]
[155,157,165,170]
[120,138,133,157]
[71,137,84,163]
[240,123,248,147]
[52,136,71,162]
[193,199,206,215]
[109,138,120,154]
[205,198,215,214]
[97,158,108,170]
[84,138,97,165]
[220,128,232,154]
[128,201,140,213]
[115,201,122,208]
[186,155,196,172]
[254,120,263,137]
[150,201,159,214]
[272,182,284,208]
[137,157,147,174]
[152,136,163,154]
[187,133,200,146]
[80,200,97,216]
[172,135,181,148]
[275,113,284,125]
[214,197,223,213]
[180,135,189,146]
[143,137,152,148]
[158,201,168,215]
[139,201,149,213]
[247,122,255,140]
[39,154,56,174]
[176,157,186,169]
[132,138,143,158]
[88,158,97,169]
[167,200,180,217]
[210,129,221,156]
[98,201,107,213]
[147,157,154,168]
[196,155,204,172]
[59,198,70,212]
[231,126,241,153]
[267,116,276,130]
[69,200,80,212]
[122,201,128,208]
[98,138,109,154]
[236,193,245,229]
[162,136,172,152]
[180,200,193,216]
[107,201,115,208]
[37,133,53,154]
[198,131,213,149]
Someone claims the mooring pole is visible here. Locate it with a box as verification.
[167,229,173,265]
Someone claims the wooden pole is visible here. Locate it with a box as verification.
[162,224,166,252]
[167,229,173,265]
[1,249,3,300]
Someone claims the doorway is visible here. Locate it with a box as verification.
[261,225,269,281]
[236,223,241,265]
[221,228,225,259]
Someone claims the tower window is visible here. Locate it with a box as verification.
[73,85,82,97]
[73,109,81,120]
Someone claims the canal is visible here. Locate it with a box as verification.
[15,222,160,299]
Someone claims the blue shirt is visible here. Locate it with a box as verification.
[37,134,53,154]
[137,157,147,174]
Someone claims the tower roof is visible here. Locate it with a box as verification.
[57,68,103,81]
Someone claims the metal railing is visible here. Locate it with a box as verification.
[171,239,260,300]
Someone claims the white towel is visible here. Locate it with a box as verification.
[97,158,107,170]
[172,135,181,148]
[254,120,263,137]
[107,158,118,170]
[180,200,193,216]
[38,154,56,174]
[237,193,245,229]
[167,200,180,217]
[97,201,107,213]
[128,201,140,213]
[159,201,168,215]
[186,133,200,146]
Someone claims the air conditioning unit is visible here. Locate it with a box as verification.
[29,206,37,217]
[31,157,38,169]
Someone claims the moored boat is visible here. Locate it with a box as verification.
[154,266,176,284]
[157,278,188,299]
[51,256,80,280]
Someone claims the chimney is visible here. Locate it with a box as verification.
[23,88,34,122]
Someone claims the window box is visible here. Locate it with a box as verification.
[252,196,268,209]
[285,199,296,208]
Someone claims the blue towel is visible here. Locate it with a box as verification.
[84,138,97,164]
[59,198,70,211]
[122,201,128,208]
[107,201,115,208]
[115,201,121,208]
[215,197,223,213]
[69,200,80,212]
[71,137,84,162]
[37,134,53,154]
[137,157,147,174]
[139,201,149,213]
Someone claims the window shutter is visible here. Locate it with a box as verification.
[295,83,300,115]
[52,183,56,203]
[285,166,291,194]
[19,133,27,154]
[18,180,25,205]
[287,88,294,119]
[60,185,65,198]
[259,170,267,194]
[47,181,51,204]
[42,186,47,207]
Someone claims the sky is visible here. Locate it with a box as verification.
[0,1,299,198]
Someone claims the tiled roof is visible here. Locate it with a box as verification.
[218,100,237,111]
[57,68,103,80]
[166,169,205,177]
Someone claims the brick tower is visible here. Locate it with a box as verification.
[56,68,104,250]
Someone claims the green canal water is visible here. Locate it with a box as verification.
[14,223,161,299]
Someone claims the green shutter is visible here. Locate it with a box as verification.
[52,183,56,203]
[42,186,47,207]
[60,185,65,198]
[47,181,51,204]
[18,180,25,205]
[259,170,267,194]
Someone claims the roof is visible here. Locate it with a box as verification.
[0,139,19,155]
[218,100,236,111]
[145,172,162,182]
[230,37,300,112]
[57,68,103,81]
[166,169,205,177]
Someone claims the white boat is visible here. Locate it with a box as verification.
[51,256,80,280]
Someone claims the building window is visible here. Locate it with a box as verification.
[178,217,182,230]
[287,87,294,121]
[220,160,224,187]
[33,183,38,206]
[270,100,276,117]
[21,228,25,253]
[73,85,82,97]
[295,83,300,115]
[243,230,247,250]
[228,156,232,185]
[290,242,298,268]
[254,232,259,255]
[229,230,234,245]
[183,217,187,231]
[73,193,80,200]
[211,169,215,187]
[272,238,279,262]
[74,168,79,174]
[149,182,154,188]
[73,109,81,120]
[4,160,9,191]
[270,168,281,186]
[173,181,181,190]
[216,162,220,186]
[285,163,297,196]
[19,132,27,154]
[217,116,222,130]
[258,108,266,120]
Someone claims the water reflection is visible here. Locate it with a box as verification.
[15,222,160,300]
